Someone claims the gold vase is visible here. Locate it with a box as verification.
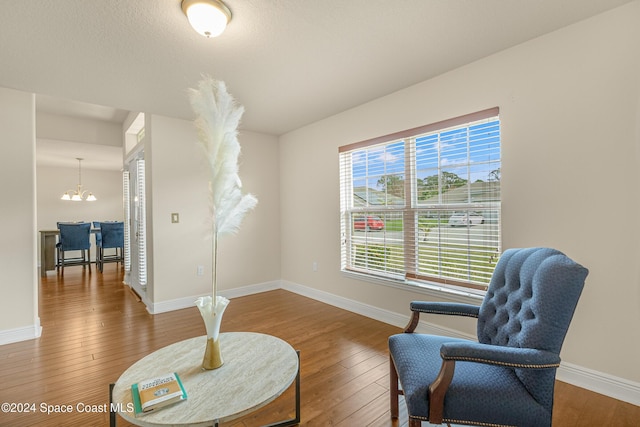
[202,337,223,370]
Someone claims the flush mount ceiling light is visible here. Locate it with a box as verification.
[182,0,231,38]
[61,158,97,202]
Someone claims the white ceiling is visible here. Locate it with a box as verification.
[0,0,633,166]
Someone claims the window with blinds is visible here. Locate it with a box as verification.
[339,108,501,293]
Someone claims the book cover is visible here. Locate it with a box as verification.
[131,372,187,416]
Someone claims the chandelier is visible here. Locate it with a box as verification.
[61,158,97,201]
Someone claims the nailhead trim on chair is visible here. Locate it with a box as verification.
[443,418,516,427]
[410,411,519,426]
[440,354,561,369]
[410,414,518,427]
[414,309,479,318]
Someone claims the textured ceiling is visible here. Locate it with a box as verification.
[0,0,633,137]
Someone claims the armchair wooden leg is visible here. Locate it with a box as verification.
[409,418,422,427]
[390,354,399,419]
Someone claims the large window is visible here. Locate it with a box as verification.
[339,108,501,293]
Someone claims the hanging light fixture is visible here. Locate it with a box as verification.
[182,0,231,38]
[61,158,97,202]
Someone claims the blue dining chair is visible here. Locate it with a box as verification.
[56,221,84,269]
[57,223,92,275]
[389,247,589,427]
[96,221,124,272]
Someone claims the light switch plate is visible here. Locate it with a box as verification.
[171,213,179,223]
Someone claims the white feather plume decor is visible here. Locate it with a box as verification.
[188,77,258,238]
[189,76,257,308]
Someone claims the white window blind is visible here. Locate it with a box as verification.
[339,108,501,292]
[136,159,147,286]
[123,170,131,272]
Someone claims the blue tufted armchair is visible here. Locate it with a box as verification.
[389,247,588,427]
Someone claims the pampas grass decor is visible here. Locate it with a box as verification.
[189,77,257,367]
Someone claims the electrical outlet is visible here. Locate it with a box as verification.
[312,261,318,272]
[197,265,204,276]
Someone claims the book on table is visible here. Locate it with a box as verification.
[131,372,187,416]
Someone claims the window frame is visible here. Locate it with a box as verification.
[339,107,501,296]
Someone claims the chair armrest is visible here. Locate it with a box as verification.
[410,301,480,317]
[428,342,560,424]
[404,301,479,333]
[440,341,561,368]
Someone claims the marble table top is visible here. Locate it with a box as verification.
[112,332,299,426]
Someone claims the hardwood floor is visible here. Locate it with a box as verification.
[0,266,637,426]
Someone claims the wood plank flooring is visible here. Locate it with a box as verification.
[0,266,637,426]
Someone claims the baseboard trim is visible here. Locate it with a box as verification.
[219,281,281,299]
[148,281,282,314]
[557,362,640,406]
[280,280,476,340]
[0,321,42,345]
[281,280,408,328]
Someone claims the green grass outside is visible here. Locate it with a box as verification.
[352,241,498,287]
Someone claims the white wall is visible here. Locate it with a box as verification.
[279,1,640,386]
[0,88,40,344]
[37,112,122,147]
[145,115,280,310]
